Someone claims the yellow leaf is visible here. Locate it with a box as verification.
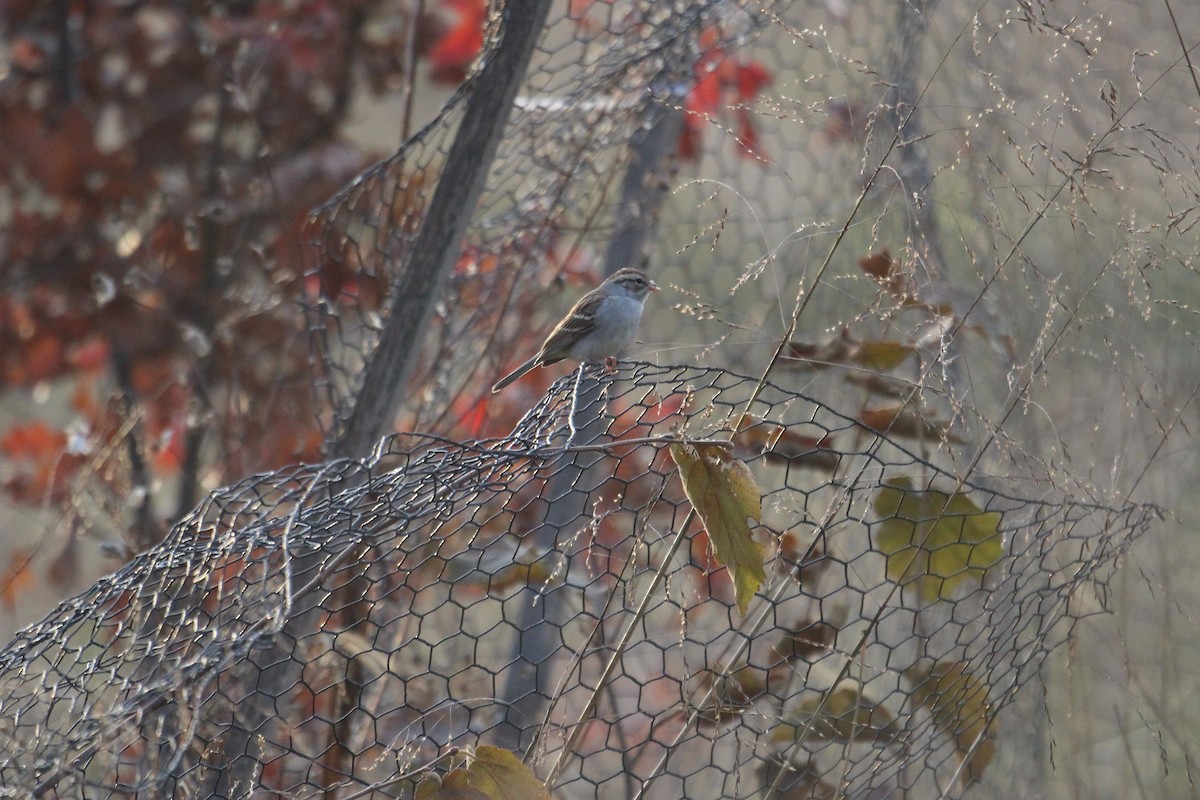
[423,787,491,800]
[872,477,1002,602]
[441,746,550,800]
[905,660,996,786]
[851,339,916,371]
[670,442,765,615]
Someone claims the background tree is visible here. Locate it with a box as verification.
[0,0,472,604]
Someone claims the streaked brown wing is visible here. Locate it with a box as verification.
[537,288,603,365]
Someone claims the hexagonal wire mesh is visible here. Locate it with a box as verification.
[0,364,1156,797]
[0,0,1173,797]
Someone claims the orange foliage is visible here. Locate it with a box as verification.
[0,422,84,504]
[0,1,419,563]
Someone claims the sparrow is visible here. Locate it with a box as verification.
[492,267,660,392]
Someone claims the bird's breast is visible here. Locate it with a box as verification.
[571,295,644,361]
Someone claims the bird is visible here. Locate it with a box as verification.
[491,267,660,392]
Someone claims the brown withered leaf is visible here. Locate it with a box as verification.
[843,372,915,399]
[734,415,840,472]
[783,329,854,370]
[777,620,839,662]
[859,405,968,445]
[859,249,918,302]
[778,531,832,585]
[783,328,915,376]
[823,99,866,144]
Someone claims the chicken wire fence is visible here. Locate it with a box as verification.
[0,362,1156,798]
[0,0,1180,797]
[307,0,1048,437]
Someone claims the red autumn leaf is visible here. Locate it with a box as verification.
[681,44,772,161]
[2,421,66,461]
[272,4,340,75]
[859,405,968,445]
[1,421,85,502]
[151,417,186,472]
[689,64,724,116]
[678,123,703,161]
[427,0,488,85]
[783,329,916,376]
[275,423,325,465]
[734,60,772,102]
[448,392,492,439]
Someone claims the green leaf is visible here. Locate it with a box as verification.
[872,477,1002,602]
[905,660,996,786]
[670,442,765,615]
[441,746,550,800]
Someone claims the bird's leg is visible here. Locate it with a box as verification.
[603,356,619,374]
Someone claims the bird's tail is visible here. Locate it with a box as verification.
[491,356,539,392]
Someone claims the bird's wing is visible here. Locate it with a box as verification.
[537,287,603,364]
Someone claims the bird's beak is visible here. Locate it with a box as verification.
[648,280,661,292]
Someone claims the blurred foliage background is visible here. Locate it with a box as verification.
[0,1,1197,797]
